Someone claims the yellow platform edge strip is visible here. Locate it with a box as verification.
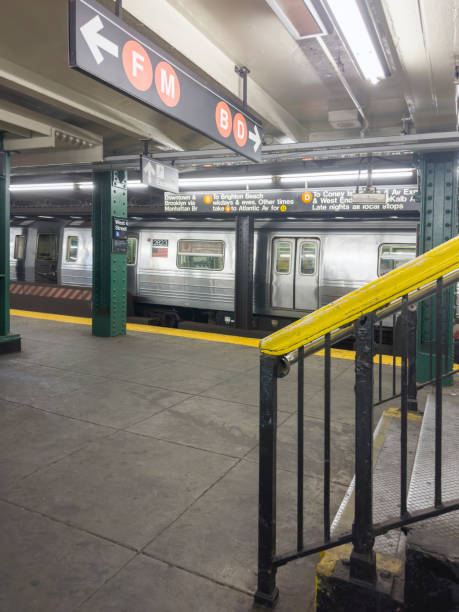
[261,235,459,356]
[10,309,259,348]
[10,309,458,368]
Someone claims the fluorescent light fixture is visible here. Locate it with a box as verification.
[78,180,147,189]
[10,180,148,192]
[280,168,414,184]
[325,0,388,84]
[179,175,273,188]
[126,180,148,189]
[9,182,74,192]
[8,168,416,194]
[266,0,329,39]
[79,180,148,189]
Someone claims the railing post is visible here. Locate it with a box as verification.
[400,297,409,518]
[255,353,280,608]
[406,304,418,411]
[350,313,376,583]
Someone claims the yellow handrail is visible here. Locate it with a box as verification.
[260,235,459,356]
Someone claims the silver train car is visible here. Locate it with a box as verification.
[9,217,417,325]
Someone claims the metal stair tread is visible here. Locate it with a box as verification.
[404,389,459,544]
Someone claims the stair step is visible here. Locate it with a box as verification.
[331,406,422,558]
[406,391,459,525]
[404,389,459,611]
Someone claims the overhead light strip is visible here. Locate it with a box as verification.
[279,168,415,183]
[178,175,274,187]
[9,169,416,192]
[9,180,148,192]
[325,0,388,85]
[9,182,75,192]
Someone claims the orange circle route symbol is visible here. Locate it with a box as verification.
[233,113,247,147]
[215,101,232,138]
[224,205,231,213]
[122,40,153,91]
[301,191,313,203]
[203,194,213,205]
[155,61,181,107]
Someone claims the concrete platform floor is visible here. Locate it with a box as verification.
[0,314,394,612]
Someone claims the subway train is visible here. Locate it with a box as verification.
[9,216,417,327]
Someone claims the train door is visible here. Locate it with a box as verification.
[271,238,295,308]
[294,239,320,311]
[127,234,138,296]
[271,238,320,312]
[10,228,26,281]
[35,232,58,283]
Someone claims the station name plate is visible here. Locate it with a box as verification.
[112,216,128,253]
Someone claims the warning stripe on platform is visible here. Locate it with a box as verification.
[10,283,92,301]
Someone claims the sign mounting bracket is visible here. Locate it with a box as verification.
[235,65,250,112]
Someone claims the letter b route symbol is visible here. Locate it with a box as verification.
[215,101,232,138]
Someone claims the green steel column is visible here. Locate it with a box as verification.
[0,137,20,353]
[92,170,127,337]
[416,152,458,383]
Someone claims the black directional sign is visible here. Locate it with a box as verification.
[140,155,179,193]
[69,0,263,161]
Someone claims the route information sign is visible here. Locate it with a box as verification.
[161,186,419,215]
[69,0,263,161]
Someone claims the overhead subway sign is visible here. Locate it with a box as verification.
[69,0,263,161]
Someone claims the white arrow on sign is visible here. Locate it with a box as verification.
[144,161,156,185]
[248,125,262,152]
[80,15,119,65]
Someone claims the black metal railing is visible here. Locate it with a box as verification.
[255,272,459,607]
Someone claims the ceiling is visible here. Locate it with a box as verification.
[0,0,458,171]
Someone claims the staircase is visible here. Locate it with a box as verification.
[404,390,459,611]
[317,384,459,611]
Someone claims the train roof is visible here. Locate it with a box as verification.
[128,218,418,232]
[9,216,417,232]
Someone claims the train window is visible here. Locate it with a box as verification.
[177,239,224,271]
[300,242,317,275]
[378,244,416,276]
[275,241,291,274]
[127,237,137,265]
[37,234,57,261]
[66,236,79,262]
[14,235,25,260]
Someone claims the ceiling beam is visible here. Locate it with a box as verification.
[0,100,53,136]
[9,131,458,176]
[0,121,32,138]
[121,0,305,142]
[10,145,104,167]
[0,57,184,151]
